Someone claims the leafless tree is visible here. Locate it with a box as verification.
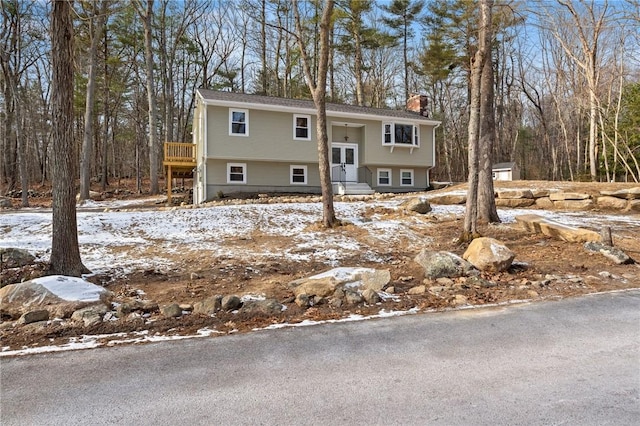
[293,0,338,228]
[79,0,107,202]
[462,0,493,240]
[50,0,88,276]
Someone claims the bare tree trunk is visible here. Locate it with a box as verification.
[17,110,29,206]
[462,0,492,241]
[477,23,499,224]
[50,0,88,276]
[293,0,337,228]
[80,1,106,201]
[138,0,160,195]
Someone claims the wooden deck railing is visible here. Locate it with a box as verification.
[164,142,196,164]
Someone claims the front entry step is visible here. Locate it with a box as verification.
[332,182,375,195]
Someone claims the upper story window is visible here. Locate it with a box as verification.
[229,109,248,136]
[294,114,311,140]
[382,122,419,146]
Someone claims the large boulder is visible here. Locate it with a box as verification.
[414,250,476,279]
[0,197,12,208]
[403,197,432,214]
[549,192,591,201]
[625,200,640,213]
[552,199,595,210]
[428,194,467,205]
[596,196,628,210]
[193,296,222,315]
[600,187,640,200]
[584,242,633,265]
[463,238,515,272]
[0,248,35,268]
[494,198,535,208]
[535,197,555,209]
[0,275,111,319]
[289,267,390,297]
[515,214,601,243]
[496,189,534,199]
[291,276,339,298]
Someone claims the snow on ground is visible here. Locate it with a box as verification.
[1,194,636,277]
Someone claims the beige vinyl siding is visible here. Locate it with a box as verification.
[370,167,430,192]
[207,106,318,161]
[363,123,434,167]
[205,159,320,196]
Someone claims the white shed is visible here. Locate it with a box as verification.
[492,162,520,181]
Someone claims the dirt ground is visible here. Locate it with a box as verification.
[1,180,639,352]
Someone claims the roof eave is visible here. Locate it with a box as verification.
[198,95,441,126]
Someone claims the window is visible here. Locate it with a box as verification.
[293,115,311,140]
[377,168,392,186]
[227,163,246,184]
[383,124,392,144]
[382,122,419,146]
[400,169,414,186]
[290,165,308,185]
[229,109,248,136]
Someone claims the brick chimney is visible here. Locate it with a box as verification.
[406,94,429,117]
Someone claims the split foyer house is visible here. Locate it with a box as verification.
[186,90,441,204]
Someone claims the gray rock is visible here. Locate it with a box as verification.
[17,309,49,325]
[404,197,432,214]
[414,250,477,279]
[221,295,242,311]
[0,248,35,268]
[329,298,343,308]
[584,242,633,265]
[161,303,183,318]
[193,296,222,315]
[295,293,311,307]
[361,289,381,304]
[239,299,283,316]
[466,276,497,288]
[344,290,363,305]
[0,197,12,208]
[72,304,108,326]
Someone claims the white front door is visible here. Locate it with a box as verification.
[331,143,358,182]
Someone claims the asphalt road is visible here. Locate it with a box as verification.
[1,290,639,425]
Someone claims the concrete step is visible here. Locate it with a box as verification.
[332,182,375,196]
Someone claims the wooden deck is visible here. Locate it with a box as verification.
[163,142,196,203]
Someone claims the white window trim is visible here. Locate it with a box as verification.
[227,162,247,184]
[290,165,308,185]
[377,168,392,186]
[400,169,414,186]
[293,114,311,141]
[382,122,420,147]
[229,108,249,137]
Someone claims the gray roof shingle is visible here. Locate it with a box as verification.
[197,89,440,123]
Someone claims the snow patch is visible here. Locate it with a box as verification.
[32,275,107,302]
